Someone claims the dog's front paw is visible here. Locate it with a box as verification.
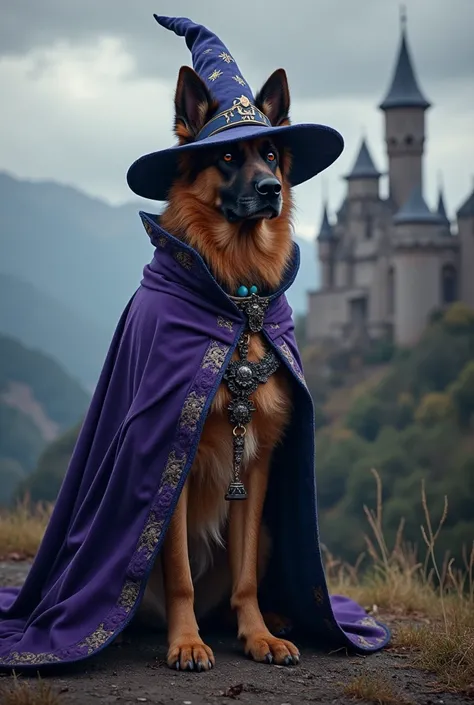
[167,636,215,672]
[244,632,300,666]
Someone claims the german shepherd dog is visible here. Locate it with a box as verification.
[140,65,300,671]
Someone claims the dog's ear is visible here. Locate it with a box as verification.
[174,66,217,144]
[255,69,291,127]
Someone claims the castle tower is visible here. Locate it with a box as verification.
[317,201,335,289]
[379,12,431,210]
[392,186,446,345]
[457,187,474,308]
[344,138,381,201]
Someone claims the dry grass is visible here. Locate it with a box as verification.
[0,677,61,705]
[326,470,474,696]
[0,496,52,560]
[343,673,413,704]
[1,471,473,696]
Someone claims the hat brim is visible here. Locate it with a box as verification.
[126,123,344,201]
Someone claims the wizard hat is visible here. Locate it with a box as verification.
[127,15,344,201]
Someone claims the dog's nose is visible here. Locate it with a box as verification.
[254,177,282,198]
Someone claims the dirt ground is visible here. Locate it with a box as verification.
[0,562,470,705]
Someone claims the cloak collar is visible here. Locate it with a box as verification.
[139,211,300,320]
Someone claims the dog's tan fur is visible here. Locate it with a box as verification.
[140,66,300,670]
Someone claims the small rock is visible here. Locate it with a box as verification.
[137,699,147,703]
[222,684,243,698]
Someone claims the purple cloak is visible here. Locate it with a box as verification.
[0,213,390,668]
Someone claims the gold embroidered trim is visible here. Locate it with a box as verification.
[1,339,230,666]
[217,316,234,332]
[202,341,227,372]
[174,251,193,270]
[278,342,305,384]
[162,450,187,489]
[179,392,206,432]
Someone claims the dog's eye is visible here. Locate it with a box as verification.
[267,152,276,162]
[223,153,234,163]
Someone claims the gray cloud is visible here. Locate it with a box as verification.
[0,0,473,242]
[2,0,474,102]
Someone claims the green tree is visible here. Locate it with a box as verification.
[17,423,80,503]
[414,392,455,427]
[346,394,385,441]
[450,360,474,427]
[0,404,46,473]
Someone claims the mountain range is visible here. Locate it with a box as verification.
[0,171,318,386]
[0,333,90,505]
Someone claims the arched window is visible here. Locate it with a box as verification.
[388,266,395,315]
[441,264,457,304]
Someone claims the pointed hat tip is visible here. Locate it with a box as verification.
[153,14,170,27]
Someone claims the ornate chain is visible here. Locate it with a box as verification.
[223,295,280,500]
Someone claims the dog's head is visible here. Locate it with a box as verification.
[161,68,294,292]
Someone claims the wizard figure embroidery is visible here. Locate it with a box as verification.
[0,14,390,669]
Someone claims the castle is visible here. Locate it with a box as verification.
[306,18,474,347]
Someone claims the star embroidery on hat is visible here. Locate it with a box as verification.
[219,51,234,63]
[208,69,223,81]
[232,75,246,86]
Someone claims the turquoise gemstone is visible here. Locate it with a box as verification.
[237,285,249,297]
[249,285,258,295]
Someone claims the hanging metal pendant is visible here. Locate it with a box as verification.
[225,481,248,500]
[222,319,280,501]
[225,426,248,501]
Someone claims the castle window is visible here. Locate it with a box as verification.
[365,215,373,239]
[441,264,457,304]
[389,137,398,147]
[388,266,395,315]
[405,135,414,146]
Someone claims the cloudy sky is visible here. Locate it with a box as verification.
[1,0,473,239]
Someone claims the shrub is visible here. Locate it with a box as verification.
[449,360,474,427]
[346,394,385,441]
[414,392,455,427]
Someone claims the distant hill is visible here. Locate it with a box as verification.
[0,334,90,504]
[0,172,317,385]
[0,273,110,389]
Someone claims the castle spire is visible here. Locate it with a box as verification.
[345,138,381,180]
[436,184,449,224]
[379,10,430,111]
[317,201,333,241]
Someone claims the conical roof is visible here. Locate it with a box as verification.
[317,203,334,241]
[345,138,381,180]
[379,24,430,111]
[437,187,449,223]
[393,185,443,225]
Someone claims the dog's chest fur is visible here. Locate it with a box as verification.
[186,332,291,571]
